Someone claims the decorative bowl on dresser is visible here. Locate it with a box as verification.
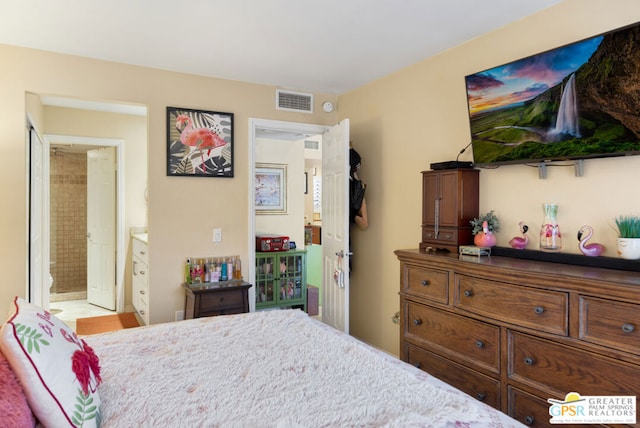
[396,248,639,427]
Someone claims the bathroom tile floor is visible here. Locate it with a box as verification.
[49,299,115,332]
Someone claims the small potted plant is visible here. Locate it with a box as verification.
[614,215,640,260]
[470,210,500,247]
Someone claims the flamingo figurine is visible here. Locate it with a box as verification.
[577,225,605,257]
[474,220,497,247]
[509,221,529,250]
[175,114,227,169]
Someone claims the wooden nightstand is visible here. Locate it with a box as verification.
[183,281,252,319]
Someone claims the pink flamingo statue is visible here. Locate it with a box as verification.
[509,221,529,250]
[175,114,227,168]
[577,225,605,257]
[474,220,497,247]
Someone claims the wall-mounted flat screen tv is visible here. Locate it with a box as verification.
[465,22,640,167]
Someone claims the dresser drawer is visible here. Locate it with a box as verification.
[508,387,552,428]
[508,331,640,397]
[455,275,568,336]
[404,265,448,304]
[405,301,500,373]
[133,238,149,265]
[200,289,245,312]
[579,296,640,355]
[406,343,500,409]
[507,387,599,428]
[422,226,458,245]
[132,254,149,325]
[197,306,246,317]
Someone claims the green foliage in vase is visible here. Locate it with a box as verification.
[614,215,640,238]
[470,210,500,235]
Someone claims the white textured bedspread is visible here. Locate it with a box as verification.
[89,310,523,427]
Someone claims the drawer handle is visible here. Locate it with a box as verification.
[140,290,145,295]
[524,415,535,425]
[475,392,486,401]
[475,340,484,349]
[220,297,225,302]
[421,279,430,286]
[140,251,146,255]
[534,306,544,314]
[524,357,535,366]
[139,310,145,315]
[622,323,635,333]
[139,270,146,275]
[463,290,473,298]
[413,319,422,326]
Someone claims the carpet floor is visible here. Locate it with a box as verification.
[76,312,140,335]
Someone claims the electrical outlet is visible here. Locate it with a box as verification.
[213,228,222,243]
[175,310,184,321]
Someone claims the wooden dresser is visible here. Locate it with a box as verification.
[132,235,149,325]
[396,249,640,427]
[183,282,251,319]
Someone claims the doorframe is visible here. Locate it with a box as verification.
[41,134,125,312]
[247,118,330,312]
[27,115,47,307]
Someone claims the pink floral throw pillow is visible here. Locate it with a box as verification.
[0,297,101,427]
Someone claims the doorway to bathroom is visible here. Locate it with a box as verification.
[45,135,124,313]
[27,94,148,332]
[48,142,118,310]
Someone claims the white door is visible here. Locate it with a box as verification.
[321,119,350,333]
[87,147,116,310]
[29,127,46,307]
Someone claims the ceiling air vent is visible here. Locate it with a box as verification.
[304,140,319,150]
[276,89,313,113]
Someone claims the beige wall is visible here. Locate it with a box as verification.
[339,0,640,354]
[0,44,336,323]
[4,0,640,357]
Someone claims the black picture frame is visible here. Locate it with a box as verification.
[166,107,234,177]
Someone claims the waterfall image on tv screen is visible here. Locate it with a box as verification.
[465,22,640,167]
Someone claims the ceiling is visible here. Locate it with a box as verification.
[2,0,563,95]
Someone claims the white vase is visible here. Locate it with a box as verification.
[616,238,640,260]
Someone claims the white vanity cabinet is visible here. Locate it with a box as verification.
[132,236,149,325]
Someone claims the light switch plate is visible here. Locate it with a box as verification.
[213,228,222,243]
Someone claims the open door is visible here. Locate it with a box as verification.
[29,126,47,308]
[321,119,350,333]
[87,147,116,310]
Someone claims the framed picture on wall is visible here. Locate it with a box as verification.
[166,107,234,177]
[255,163,287,214]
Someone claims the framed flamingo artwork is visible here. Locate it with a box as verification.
[166,107,234,177]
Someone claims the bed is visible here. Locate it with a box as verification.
[1,297,524,427]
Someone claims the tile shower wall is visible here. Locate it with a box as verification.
[50,150,87,295]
